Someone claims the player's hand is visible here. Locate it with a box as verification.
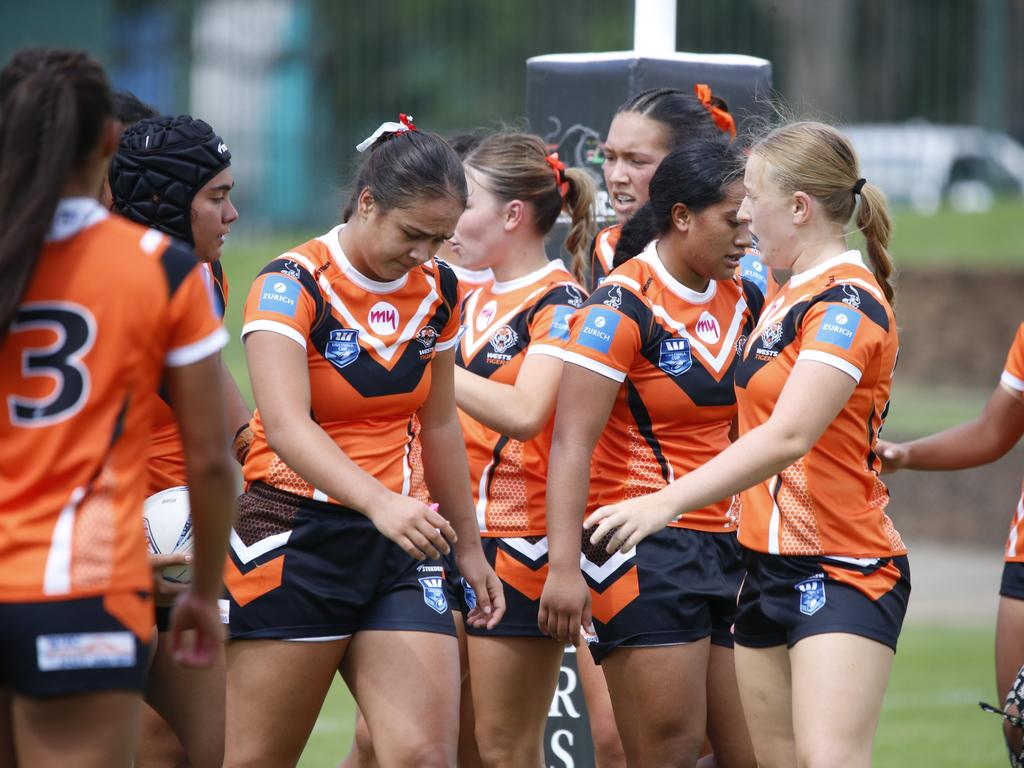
[538,568,591,646]
[876,440,909,474]
[168,590,223,668]
[456,544,505,630]
[584,491,674,555]
[365,496,457,561]
[149,553,190,607]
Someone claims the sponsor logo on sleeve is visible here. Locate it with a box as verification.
[324,328,360,369]
[658,338,692,376]
[739,253,769,293]
[415,325,439,360]
[815,304,861,351]
[795,577,826,616]
[602,284,623,310]
[550,306,573,341]
[578,307,619,355]
[257,275,301,317]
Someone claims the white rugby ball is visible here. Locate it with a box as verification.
[143,486,193,583]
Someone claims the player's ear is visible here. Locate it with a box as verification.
[357,187,376,219]
[504,200,525,231]
[792,191,811,225]
[670,202,691,234]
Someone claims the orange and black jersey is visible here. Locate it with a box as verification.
[1000,323,1024,562]
[447,262,493,304]
[456,260,585,536]
[587,224,620,292]
[147,260,229,493]
[241,225,461,501]
[0,198,227,602]
[734,251,904,558]
[563,241,765,532]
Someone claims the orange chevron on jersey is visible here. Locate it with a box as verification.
[588,224,621,291]
[457,260,585,536]
[563,241,765,532]
[734,250,904,557]
[0,198,227,602]
[241,224,461,501]
[1000,322,1024,562]
[147,261,230,493]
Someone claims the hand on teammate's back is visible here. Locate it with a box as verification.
[875,440,909,473]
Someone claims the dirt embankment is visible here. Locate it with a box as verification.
[882,269,1023,549]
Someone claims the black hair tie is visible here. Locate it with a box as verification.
[852,178,866,196]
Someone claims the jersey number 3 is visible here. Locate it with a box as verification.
[7,302,96,427]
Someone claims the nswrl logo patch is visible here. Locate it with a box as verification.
[795,578,826,616]
[419,577,448,614]
[659,338,692,376]
[324,329,359,370]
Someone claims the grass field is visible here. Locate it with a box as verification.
[292,626,1006,767]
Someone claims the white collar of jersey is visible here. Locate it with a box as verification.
[490,259,567,295]
[448,263,493,285]
[639,240,717,304]
[46,197,109,242]
[319,223,410,294]
[788,250,866,289]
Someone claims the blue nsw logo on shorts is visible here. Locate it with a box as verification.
[795,578,826,616]
[419,577,448,614]
[460,577,477,610]
[257,275,301,317]
[659,338,692,376]
[324,329,359,370]
[578,307,619,354]
[814,304,861,350]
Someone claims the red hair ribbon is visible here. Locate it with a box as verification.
[399,113,417,132]
[545,152,569,198]
[694,84,737,140]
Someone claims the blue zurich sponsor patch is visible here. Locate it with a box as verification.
[257,275,300,317]
[550,305,573,341]
[658,338,692,376]
[814,304,861,351]
[577,307,619,354]
[795,578,826,616]
[738,252,769,294]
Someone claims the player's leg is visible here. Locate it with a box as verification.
[0,688,15,768]
[705,642,756,768]
[453,609,484,768]
[135,702,188,768]
[224,638,347,768]
[602,641,710,766]
[733,643,795,768]
[13,691,142,768]
[145,628,226,768]
[996,591,1024,758]
[789,633,893,768]
[575,640,626,768]
[467,635,564,767]
[342,630,460,768]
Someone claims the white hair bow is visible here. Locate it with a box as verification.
[355,113,417,152]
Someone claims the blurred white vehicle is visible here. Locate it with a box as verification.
[840,121,1024,214]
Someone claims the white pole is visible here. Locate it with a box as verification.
[633,0,677,54]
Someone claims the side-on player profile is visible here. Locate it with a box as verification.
[586,121,906,768]
[446,131,595,765]
[0,47,234,768]
[541,137,760,767]
[108,112,249,768]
